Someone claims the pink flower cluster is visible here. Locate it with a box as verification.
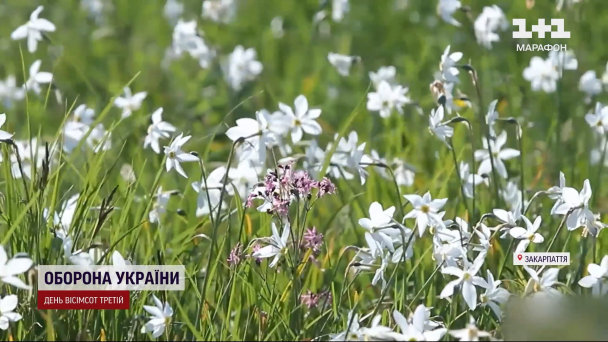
[300,290,332,309]
[246,163,336,216]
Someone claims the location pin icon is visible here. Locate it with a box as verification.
[517,254,522,261]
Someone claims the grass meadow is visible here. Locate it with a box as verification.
[1,0,608,340]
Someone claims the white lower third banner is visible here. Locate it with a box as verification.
[38,265,186,291]
[513,252,570,266]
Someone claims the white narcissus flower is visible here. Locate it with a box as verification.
[439,252,487,310]
[112,250,132,266]
[389,306,447,341]
[327,52,357,76]
[329,311,362,341]
[473,5,508,49]
[358,202,401,252]
[552,179,593,231]
[509,215,545,253]
[10,6,56,53]
[24,60,53,95]
[449,316,492,341]
[347,142,371,186]
[460,162,485,199]
[277,95,322,144]
[0,295,21,330]
[0,75,26,106]
[88,124,112,153]
[475,130,520,179]
[579,70,603,102]
[144,108,176,154]
[202,0,237,24]
[369,66,396,88]
[270,16,284,38]
[357,315,393,341]
[222,45,263,91]
[366,81,410,118]
[0,245,33,290]
[428,105,453,147]
[164,133,199,178]
[167,19,215,69]
[523,266,561,298]
[500,180,524,212]
[114,87,147,118]
[548,49,578,73]
[63,122,111,154]
[454,217,473,241]
[474,223,493,253]
[225,110,275,163]
[192,167,226,217]
[332,0,350,22]
[437,0,462,27]
[486,99,499,137]
[142,295,173,338]
[227,160,259,200]
[0,114,13,140]
[71,104,96,125]
[585,102,608,135]
[480,270,510,320]
[252,222,290,268]
[433,237,465,268]
[163,0,184,24]
[149,186,174,224]
[493,204,522,239]
[440,45,462,84]
[393,158,416,187]
[578,256,608,296]
[403,192,448,236]
[548,171,567,204]
[523,56,560,93]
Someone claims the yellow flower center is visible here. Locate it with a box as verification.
[463,273,471,281]
[294,119,302,126]
[421,205,430,213]
[480,294,488,303]
[168,151,176,158]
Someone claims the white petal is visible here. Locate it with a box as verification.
[5,258,33,276]
[439,279,460,299]
[587,263,605,279]
[10,25,28,40]
[498,148,520,160]
[27,34,38,53]
[462,281,477,310]
[31,18,56,32]
[143,305,164,319]
[0,295,18,313]
[578,275,598,288]
[35,72,53,84]
[294,95,309,117]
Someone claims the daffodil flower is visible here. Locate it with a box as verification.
[252,222,290,268]
[142,295,173,338]
[10,6,56,53]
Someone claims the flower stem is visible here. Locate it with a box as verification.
[468,66,501,205]
[449,140,471,218]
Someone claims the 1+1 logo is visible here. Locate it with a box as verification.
[512,18,570,52]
